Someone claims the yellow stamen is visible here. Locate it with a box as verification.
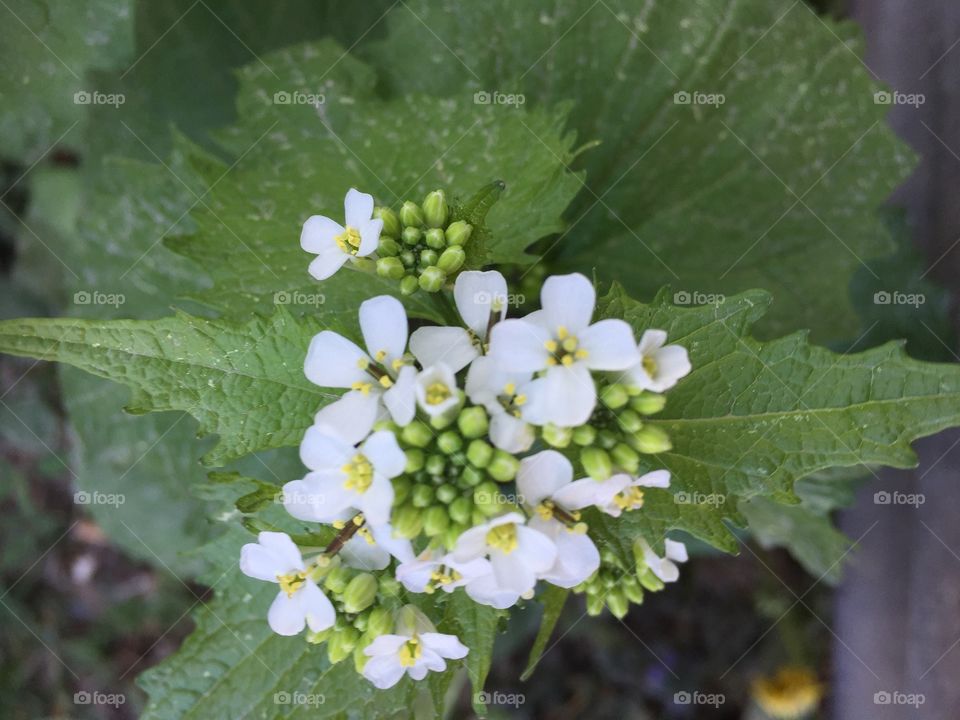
[392,357,406,371]
[277,570,307,597]
[535,501,555,520]
[486,523,518,553]
[543,339,558,353]
[613,486,645,511]
[561,337,579,353]
[514,394,527,406]
[398,638,422,667]
[375,350,387,362]
[351,381,373,395]
[642,355,658,376]
[334,225,363,254]
[356,357,369,370]
[342,453,374,493]
[546,356,557,366]
[425,382,451,405]
[556,326,569,340]
[561,355,574,367]
[575,349,589,360]
[379,375,394,388]
[503,382,516,396]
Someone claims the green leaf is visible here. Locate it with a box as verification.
[368,0,915,342]
[521,585,569,681]
[0,309,339,466]
[440,591,500,717]
[594,284,960,556]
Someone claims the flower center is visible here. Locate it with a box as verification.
[425,382,452,405]
[544,325,589,367]
[499,382,528,417]
[642,355,658,377]
[613,486,645,511]
[277,570,307,597]
[429,567,463,590]
[334,225,362,254]
[399,637,423,667]
[486,522,518,553]
[342,453,374,493]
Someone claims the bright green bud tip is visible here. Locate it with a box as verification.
[437,431,463,454]
[323,566,353,594]
[392,476,412,505]
[474,481,502,515]
[307,627,332,644]
[399,201,424,227]
[419,248,439,267]
[418,266,446,292]
[424,506,450,536]
[366,607,394,637]
[460,465,485,487]
[400,250,416,268]
[638,568,665,592]
[488,450,520,482]
[466,438,494,468]
[458,406,489,439]
[401,421,432,448]
[601,383,630,409]
[404,449,425,473]
[399,275,420,296]
[425,454,446,476]
[611,443,640,474]
[585,593,605,617]
[448,496,473,525]
[376,256,405,280]
[402,226,422,246]
[631,391,667,415]
[343,573,379,613]
[572,425,597,446]
[424,227,446,249]
[374,207,401,238]
[393,505,424,538]
[436,483,458,504]
[412,484,436,508]
[542,424,573,448]
[632,425,672,454]
[437,245,466,274]
[581,447,613,481]
[443,522,466,549]
[606,588,629,619]
[423,190,449,228]
[617,409,644,433]
[327,626,359,664]
[445,220,473,246]
[377,236,400,257]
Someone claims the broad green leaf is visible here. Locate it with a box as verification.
[0,309,339,466]
[165,40,581,318]
[439,591,501,717]
[368,0,915,342]
[521,585,569,681]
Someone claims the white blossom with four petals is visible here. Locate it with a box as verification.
[301,188,382,280]
[624,329,692,392]
[362,629,468,689]
[637,538,689,583]
[464,356,536,453]
[395,548,492,595]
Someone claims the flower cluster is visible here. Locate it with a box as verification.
[240,188,693,689]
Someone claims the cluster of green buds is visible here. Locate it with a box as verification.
[384,402,522,549]
[373,189,473,294]
[575,539,669,619]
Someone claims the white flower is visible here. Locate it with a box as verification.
[396,548,492,594]
[624,329,691,392]
[301,188,382,280]
[586,469,671,518]
[409,271,508,372]
[515,451,600,587]
[304,295,417,427]
[362,629,468,689]
[414,363,461,418]
[489,273,639,427]
[239,532,335,636]
[341,522,415,571]
[464,356,535,453]
[637,538,688,583]
[452,512,557,608]
[283,430,406,526]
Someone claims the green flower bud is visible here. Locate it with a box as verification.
[400,201,424,227]
[376,256,405,280]
[327,626,359,664]
[306,627,332,644]
[542,423,573,448]
[572,425,597,446]
[437,246,466,274]
[581,447,613,481]
[631,391,667,415]
[374,206,401,238]
[601,383,630,409]
[611,443,640,474]
[353,643,370,674]
[458,406,489,439]
[429,411,455,430]
[402,226,422,246]
[412,484,436,508]
[466,438,494,468]
[422,190,449,228]
[377,236,400,257]
[404,449,425,473]
[323,565,353,594]
[401,421,432,448]
[399,275,420,296]
[597,428,619,449]
[425,454,447,476]
[585,593,605,616]
[436,483,458,504]
[487,450,519,482]
[444,220,473,246]
[366,607,394,637]
[424,227,446,249]
[459,465,485,487]
[393,475,412,505]
[393,504,424,538]
[443,522,466,549]
[343,573,378,613]
[606,588,629,619]
[419,248,439,268]
[474,481,502,515]
[617,409,644,433]
[437,431,463,454]
[424,506,450,536]
[448,496,473,525]
[353,611,369,632]
[400,249,417,268]
[631,425,672,454]
[395,605,434,636]
[418,266,446,292]
[623,576,645,604]
[378,574,402,597]
[638,568,665,592]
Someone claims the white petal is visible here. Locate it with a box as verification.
[465,572,520,609]
[240,532,302,582]
[464,354,501,403]
[283,471,353,522]
[650,344,692,391]
[362,654,406,689]
[451,525,489,562]
[362,430,406,479]
[638,329,668,355]
[267,590,307,636]
[421,632,469,659]
[344,188,374,227]
[415,648,447,674]
[490,552,537,596]
[311,391,379,446]
[341,533,391,571]
[530,519,600,587]
[357,218,382,257]
[300,215,343,253]
[410,326,478,373]
[579,319,640,370]
[370,523,415,564]
[454,270,508,337]
[488,319,551,373]
[300,582,336,632]
[307,246,350,281]
[396,554,439,592]
[414,363,461,417]
[256,532,303,569]
[489,411,535,454]
[552,475,630,511]
[635,469,671,489]
[304,331,369,388]
[516,450,573,508]
[359,295,408,364]
[382,365,417,425]
[664,539,689,563]
[365,634,410,656]
[299,426,353,471]
[357,475,395,526]
[522,364,596,427]
[515,525,558,574]
[540,273,595,334]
